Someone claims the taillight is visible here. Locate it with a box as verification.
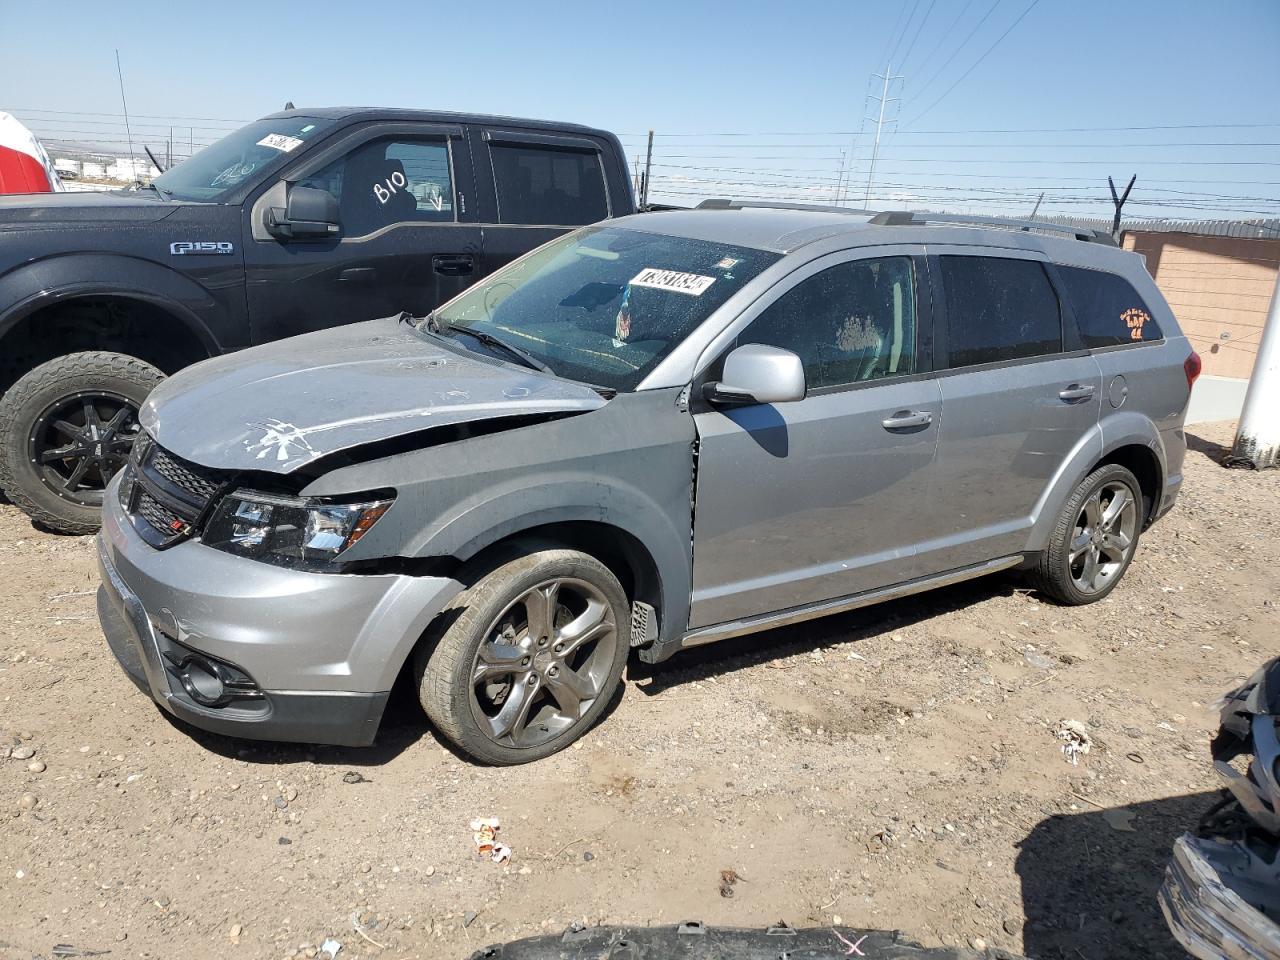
[1184,350,1202,390]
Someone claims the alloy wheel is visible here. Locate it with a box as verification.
[1069,480,1138,594]
[27,391,141,506]
[468,577,618,749]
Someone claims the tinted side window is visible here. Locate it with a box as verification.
[940,256,1061,368]
[742,257,917,389]
[490,143,608,226]
[1058,265,1163,347]
[298,138,454,236]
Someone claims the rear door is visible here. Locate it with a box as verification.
[917,250,1102,574]
[467,127,616,277]
[242,122,481,344]
[689,247,941,629]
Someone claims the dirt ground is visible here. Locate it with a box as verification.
[1,419,1276,960]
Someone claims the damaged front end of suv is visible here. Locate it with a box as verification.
[1160,657,1280,960]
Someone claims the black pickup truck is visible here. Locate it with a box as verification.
[0,107,634,532]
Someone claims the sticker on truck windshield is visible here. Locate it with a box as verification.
[629,267,716,296]
[257,133,305,153]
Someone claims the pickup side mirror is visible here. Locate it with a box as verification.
[266,184,341,240]
[704,343,806,406]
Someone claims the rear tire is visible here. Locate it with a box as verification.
[1029,463,1143,605]
[416,546,630,765]
[0,352,164,534]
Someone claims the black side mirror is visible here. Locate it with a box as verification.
[266,185,340,240]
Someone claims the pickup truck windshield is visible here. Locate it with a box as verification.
[151,117,336,201]
[433,226,779,391]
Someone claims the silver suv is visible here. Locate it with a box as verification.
[96,205,1199,764]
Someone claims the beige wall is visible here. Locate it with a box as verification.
[1121,231,1279,380]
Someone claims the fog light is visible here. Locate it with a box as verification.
[178,655,226,706]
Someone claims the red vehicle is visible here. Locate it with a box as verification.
[0,112,62,194]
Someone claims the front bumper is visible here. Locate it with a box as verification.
[1159,833,1280,960]
[96,475,463,747]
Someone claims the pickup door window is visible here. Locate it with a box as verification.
[299,137,456,236]
[490,142,608,226]
[243,130,480,344]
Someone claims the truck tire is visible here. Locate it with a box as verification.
[0,352,164,535]
[416,546,630,765]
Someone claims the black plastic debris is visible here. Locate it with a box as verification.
[465,921,1027,959]
[1160,657,1280,960]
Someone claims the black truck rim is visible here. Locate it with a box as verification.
[27,390,141,507]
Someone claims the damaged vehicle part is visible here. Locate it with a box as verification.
[1160,657,1280,960]
[97,209,1193,763]
[465,921,1029,959]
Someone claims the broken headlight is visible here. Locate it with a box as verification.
[202,490,393,569]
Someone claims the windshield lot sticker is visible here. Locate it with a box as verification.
[713,257,741,270]
[629,268,716,296]
[257,133,305,153]
[1122,307,1150,340]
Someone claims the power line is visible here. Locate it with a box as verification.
[898,0,940,75]
[909,0,1004,102]
[9,107,249,123]
[907,0,1043,124]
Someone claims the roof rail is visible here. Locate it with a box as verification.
[697,198,872,216]
[868,210,1117,246]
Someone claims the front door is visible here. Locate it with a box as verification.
[916,251,1103,574]
[689,249,941,630]
[243,126,481,344]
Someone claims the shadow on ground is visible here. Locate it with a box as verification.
[1185,427,1231,465]
[1015,791,1219,960]
[628,572,1023,694]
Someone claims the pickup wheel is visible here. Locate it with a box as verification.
[1029,463,1143,605]
[416,547,629,765]
[0,352,164,535]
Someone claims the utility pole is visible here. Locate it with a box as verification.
[864,64,902,208]
[833,150,847,203]
[640,130,654,210]
[1228,269,1280,469]
[1028,192,1044,220]
[1108,174,1136,239]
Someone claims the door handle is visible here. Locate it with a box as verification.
[1058,383,1096,402]
[338,267,376,284]
[433,254,475,277]
[881,410,933,431]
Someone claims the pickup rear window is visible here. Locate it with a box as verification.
[490,143,609,226]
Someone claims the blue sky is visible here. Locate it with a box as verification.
[2,0,1277,219]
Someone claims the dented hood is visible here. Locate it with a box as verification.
[140,316,607,473]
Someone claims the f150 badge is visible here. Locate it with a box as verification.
[170,241,234,256]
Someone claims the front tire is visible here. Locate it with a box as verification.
[0,352,164,534]
[416,546,630,765]
[1030,463,1143,605]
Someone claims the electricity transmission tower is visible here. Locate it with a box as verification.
[864,64,903,207]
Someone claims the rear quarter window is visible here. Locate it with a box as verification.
[1058,265,1163,347]
[490,142,609,226]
